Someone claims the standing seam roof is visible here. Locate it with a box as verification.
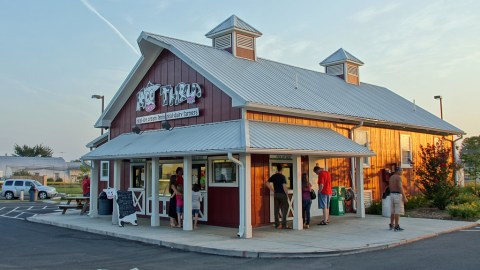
[142,33,462,134]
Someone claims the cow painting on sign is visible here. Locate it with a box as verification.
[136,82,161,112]
[161,82,202,106]
[105,188,138,227]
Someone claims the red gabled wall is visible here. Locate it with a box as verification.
[110,50,241,139]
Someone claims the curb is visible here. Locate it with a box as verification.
[26,216,479,258]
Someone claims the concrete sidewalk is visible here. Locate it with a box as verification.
[28,212,478,258]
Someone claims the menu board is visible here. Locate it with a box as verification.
[116,191,136,219]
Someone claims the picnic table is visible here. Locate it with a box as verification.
[59,196,90,215]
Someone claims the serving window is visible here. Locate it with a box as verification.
[209,157,238,187]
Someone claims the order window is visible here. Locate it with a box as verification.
[100,161,109,181]
[209,158,238,187]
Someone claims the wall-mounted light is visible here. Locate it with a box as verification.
[132,125,142,134]
[162,121,172,131]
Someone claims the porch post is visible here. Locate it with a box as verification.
[239,153,252,238]
[355,157,365,218]
[151,158,160,227]
[90,160,99,218]
[292,155,303,230]
[183,156,193,230]
[112,160,121,225]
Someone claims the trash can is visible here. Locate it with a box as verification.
[382,195,391,217]
[29,190,35,202]
[330,186,345,216]
[98,191,113,215]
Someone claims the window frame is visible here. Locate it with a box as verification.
[354,129,371,168]
[400,134,413,168]
[100,161,109,181]
[208,156,239,187]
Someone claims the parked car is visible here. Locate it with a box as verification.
[1,179,57,200]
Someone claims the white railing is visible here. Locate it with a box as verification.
[128,188,145,215]
[146,190,208,221]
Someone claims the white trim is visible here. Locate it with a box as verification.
[400,134,413,168]
[354,129,371,168]
[151,158,160,227]
[112,160,121,225]
[183,156,193,231]
[100,161,109,181]
[90,160,99,218]
[208,156,239,187]
[355,157,365,218]
[292,155,303,230]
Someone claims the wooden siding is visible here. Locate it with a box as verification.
[207,187,239,227]
[236,47,254,60]
[247,111,453,201]
[110,50,241,139]
[251,154,270,226]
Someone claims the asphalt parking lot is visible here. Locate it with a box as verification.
[0,200,60,220]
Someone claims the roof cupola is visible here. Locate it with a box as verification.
[320,48,364,85]
[205,15,262,61]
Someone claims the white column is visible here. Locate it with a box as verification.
[151,158,160,227]
[292,155,303,230]
[90,160,99,218]
[112,160,121,225]
[239,153,252,238]
[183,156,193,230]
[355,157,365,218]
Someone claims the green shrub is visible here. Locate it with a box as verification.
[55,178,63,183]
[47,178,54,182]
[447,202,480,220]
[366,200,382,215]
[453,192,480,205]
[405,194,430,210]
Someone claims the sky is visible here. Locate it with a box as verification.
[1,0,479,161]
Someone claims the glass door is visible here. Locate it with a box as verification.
[192,163,207,221]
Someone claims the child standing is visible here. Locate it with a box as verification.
[175,184,184,228]
[192,184,203,229]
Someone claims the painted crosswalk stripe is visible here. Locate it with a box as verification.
[27,206,33,210]
[43,206,47,209]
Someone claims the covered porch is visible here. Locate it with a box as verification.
[82,120,374,238]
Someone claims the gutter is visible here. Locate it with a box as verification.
[227,153,245,238]
[453,134,464,186]
[349,121,364,211]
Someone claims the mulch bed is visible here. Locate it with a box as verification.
[405,207,453,220]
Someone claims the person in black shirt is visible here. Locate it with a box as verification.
[265,164,290,229]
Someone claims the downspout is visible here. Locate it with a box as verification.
[228,152,245,237]
[453,134,463,186]
[349,121,364,211]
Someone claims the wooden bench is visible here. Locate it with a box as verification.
[58,204,83,215]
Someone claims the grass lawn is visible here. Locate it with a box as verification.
[49,184,83,196]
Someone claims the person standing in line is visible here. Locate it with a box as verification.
[175,184,184,228]
[168,175,178,228]
[314,166,332,225]
[301,173,312,229]
[389,167,408,231]
[192,184,202,229]
[170,167,184,227]
[82,174,91,197]
[265,164,290,229]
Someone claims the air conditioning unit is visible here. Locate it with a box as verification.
[364,190,373,208]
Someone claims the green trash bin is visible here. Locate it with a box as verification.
[330,186,345,216]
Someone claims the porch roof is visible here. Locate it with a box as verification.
[81,120,374,160]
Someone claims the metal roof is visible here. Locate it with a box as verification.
[86,132,109,149]
[205,15,262,38]
[320,48,364,66]
[82,120,373,160]
[248,121,374,157]
[82,121,244,160]
[142,33,463,134]
[0,156,68,171]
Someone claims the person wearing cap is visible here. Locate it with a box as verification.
[389,167,408,231]
[82,174,91,197]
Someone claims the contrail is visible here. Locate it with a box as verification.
[80,0,140,56]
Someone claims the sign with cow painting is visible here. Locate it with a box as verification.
[136,81,202,112]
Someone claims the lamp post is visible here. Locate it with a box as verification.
[91,95,105,135]
[434,95,443,120]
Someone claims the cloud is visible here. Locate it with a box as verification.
[80,0,140,56]
[353,3,401,23]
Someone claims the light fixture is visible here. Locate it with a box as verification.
[132,125,142,134]
[91,94,105,135]
[162,121,172,131]
[433,95,443,119]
